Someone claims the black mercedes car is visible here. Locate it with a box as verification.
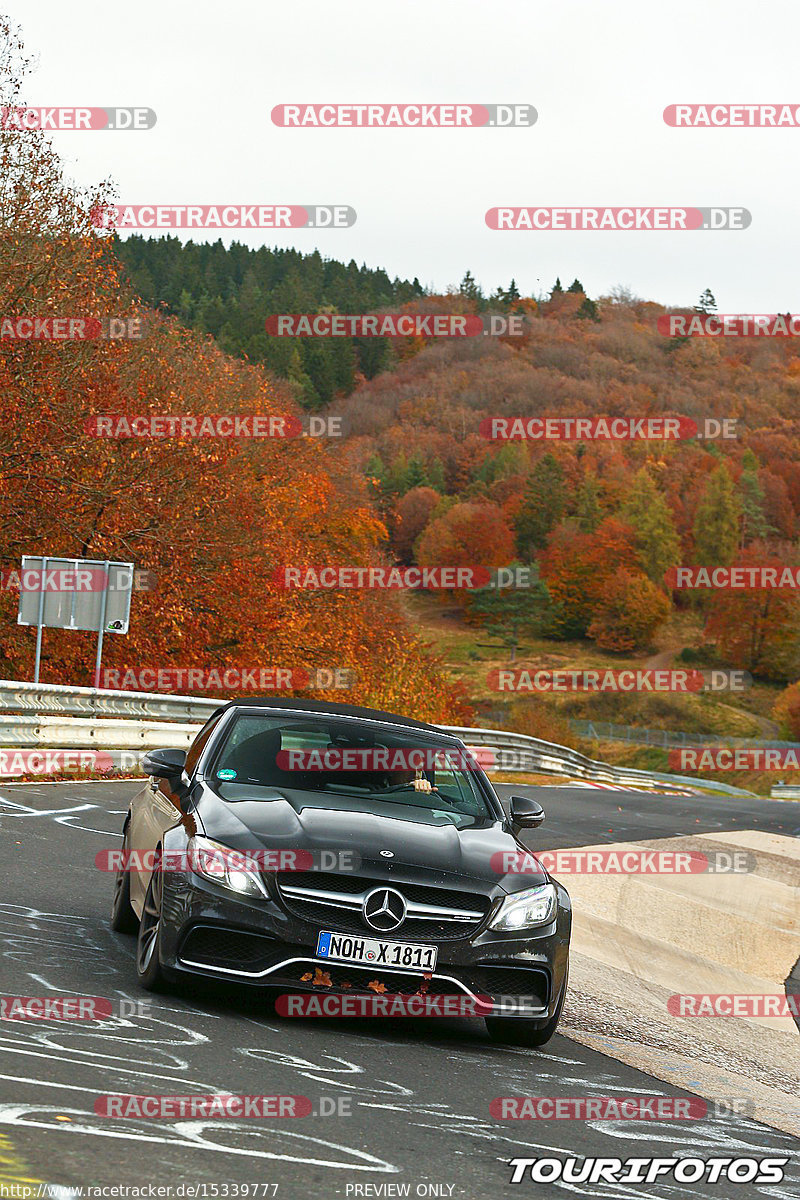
[111,698,571,1046]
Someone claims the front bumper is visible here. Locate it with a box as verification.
[157,868,571,1022]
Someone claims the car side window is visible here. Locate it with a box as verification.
[184,713,225,776]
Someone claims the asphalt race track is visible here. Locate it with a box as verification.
[1,780,798,1199]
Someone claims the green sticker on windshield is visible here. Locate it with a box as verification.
[217,768,237,780]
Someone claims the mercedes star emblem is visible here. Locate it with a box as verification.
[362,886,406,932]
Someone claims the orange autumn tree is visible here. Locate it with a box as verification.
[703,549,800,682]
[414,500,515,610]
[539,518,646,640]
[0,19,468,724]
[415,501,515,570]
[392,485,442,562]
[587,569,670,653]
[773,682,800,740]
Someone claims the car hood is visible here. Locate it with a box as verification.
[193,784,547,894]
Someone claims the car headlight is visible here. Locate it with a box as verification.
[187,836,268,899]
[490,883,557,932]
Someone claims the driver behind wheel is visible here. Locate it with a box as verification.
[387,766,436,793]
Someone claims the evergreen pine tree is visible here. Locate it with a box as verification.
[577,297,600,321]
[513,454,566,558]
[427,459,446,491]
[459,270,483,302]
[738,449,771,546]
[576,474,602,532]
[385,453,410,495]
[693,464,741,566]
[405,455,429,490]
[696,288,717,314]
[623,468,681,586]
[287,348,320,410]
[364,453,386,488]
[468,569,551,662]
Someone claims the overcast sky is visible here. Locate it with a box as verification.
[6,0,800,310]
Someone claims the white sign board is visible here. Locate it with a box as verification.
[17,557,134,634]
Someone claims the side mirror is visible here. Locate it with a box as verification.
[509,795,545,829]
[142,747,187,779]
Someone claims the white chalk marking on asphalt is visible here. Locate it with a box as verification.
[0,795,117,833]
[26,974,63,992]
[240,1047,415,1095]
[0,1105,400,1172]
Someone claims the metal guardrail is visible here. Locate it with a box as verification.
[0,679,756,796]
[440,725,756,797]
[771,783,800,799]
[571,718,793,750]
[0,679,218,722]
[0,713,201,750]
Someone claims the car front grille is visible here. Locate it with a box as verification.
[275,871,490,941]
[175,925,550,1009]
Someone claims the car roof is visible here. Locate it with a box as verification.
[208,696,450,735]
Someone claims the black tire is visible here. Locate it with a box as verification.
[136,855,167,991]
[110,823,138,934]
[485,966,568,1048]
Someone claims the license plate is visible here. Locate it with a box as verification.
[316,930,438,972]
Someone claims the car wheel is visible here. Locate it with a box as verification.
[110,823,138,934]
[485,966,568,1048]
[136,854,167,991]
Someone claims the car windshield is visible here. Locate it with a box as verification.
[206,711,492,820]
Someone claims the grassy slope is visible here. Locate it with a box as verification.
[405,593,798,797]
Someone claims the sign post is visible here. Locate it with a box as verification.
[17,556,135,687]
[32,555,48,684]
[93,560,111,689]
